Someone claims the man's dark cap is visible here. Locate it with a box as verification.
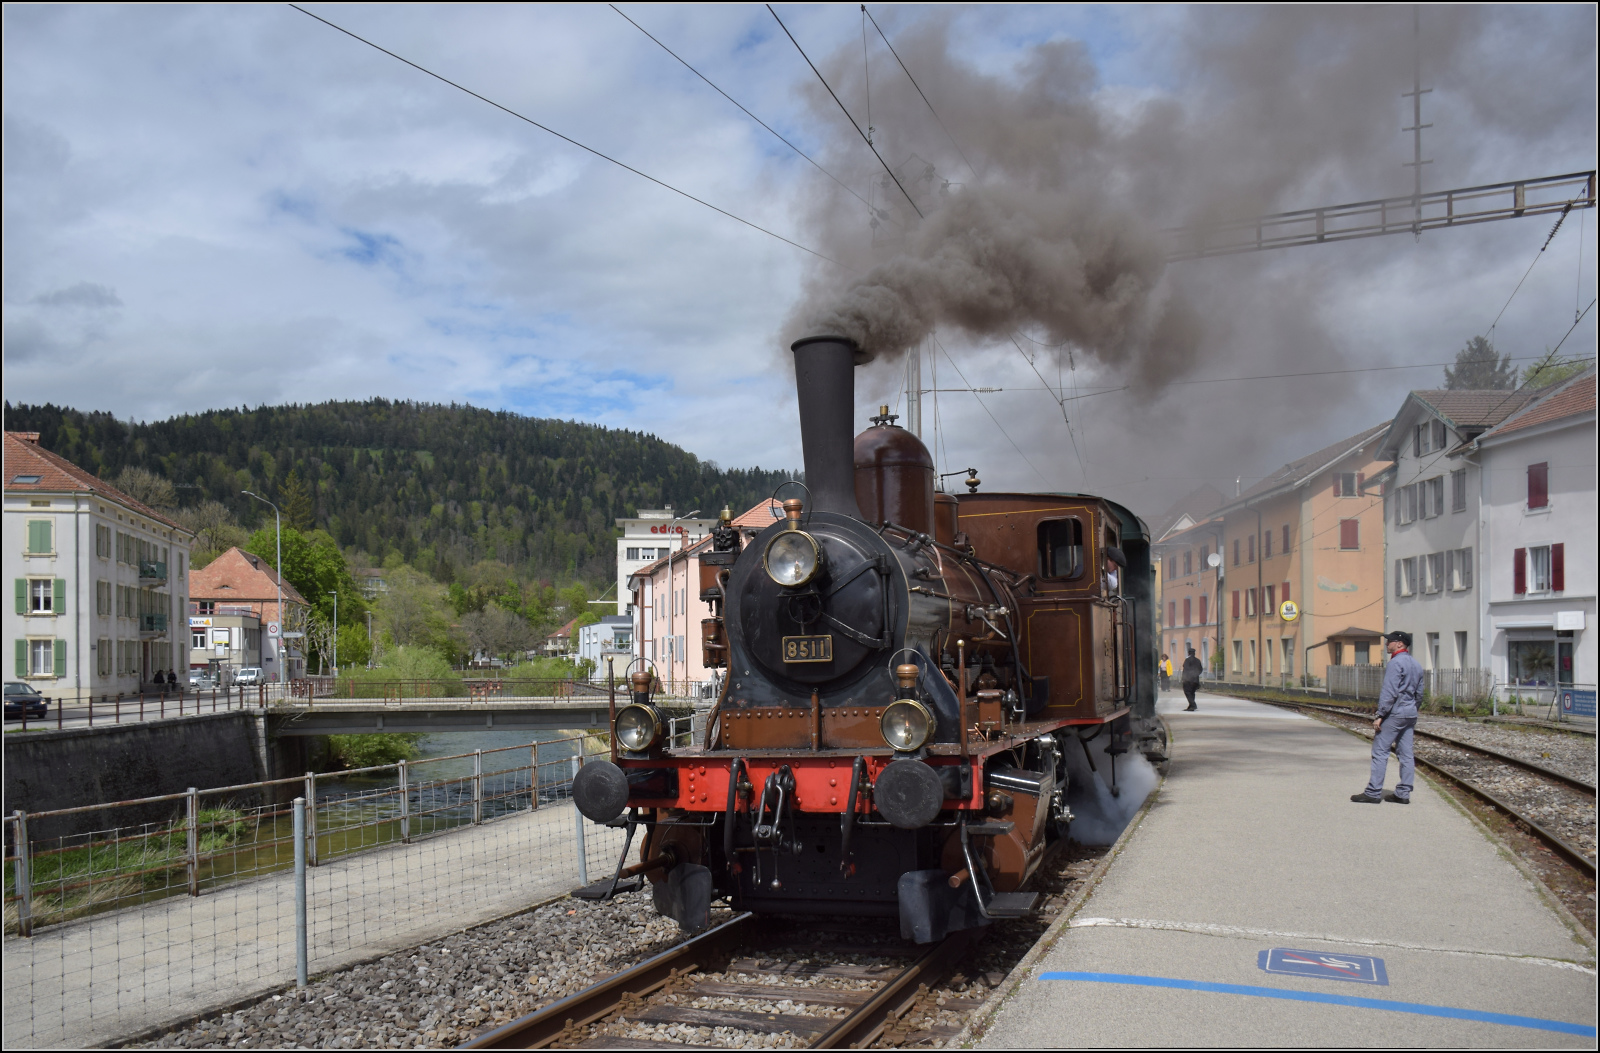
[1384,630,1412,648]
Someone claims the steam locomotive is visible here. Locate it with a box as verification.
[572,335,1161,943]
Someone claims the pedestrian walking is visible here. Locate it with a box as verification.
[1180,647,1202,711]
[1159,653,1172,692]
[1352,630,1423,804]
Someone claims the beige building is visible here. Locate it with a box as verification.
[1214,425,1392,686]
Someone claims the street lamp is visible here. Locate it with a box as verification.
[242,491,282,682]
[327,590,338,677]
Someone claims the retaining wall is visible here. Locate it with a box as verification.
[2,712,271,839]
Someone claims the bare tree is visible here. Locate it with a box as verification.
[462,605,533,662]
[111,466,177,510]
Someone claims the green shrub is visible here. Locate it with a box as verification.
[326,733,425,769]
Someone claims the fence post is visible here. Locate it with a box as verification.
[186,787,200,896]
[399,759,410,843]
[572,753,588,887]
[12,811,32,938]
[304,772,318,866]
[531,741,540,812]
[293,797,308,989]
[473,750,483,825]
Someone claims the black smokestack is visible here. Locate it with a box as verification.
[790,335,863,517]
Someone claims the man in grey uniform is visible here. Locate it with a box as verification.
[1351,631,1423,804]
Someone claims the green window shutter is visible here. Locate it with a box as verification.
[15,639,26,677]
[28,520,51,554]
[54,579,67,616]
[54,639,67,677]
[14,579,24,615]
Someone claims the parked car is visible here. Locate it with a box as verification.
[234,666,263,686]
[4,682,48,721]
[189,672,218,690]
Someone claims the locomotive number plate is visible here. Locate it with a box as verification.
[782,634,834,663]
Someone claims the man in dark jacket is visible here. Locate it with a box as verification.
[1180,647,1203,711]
[1352,630,1423,803]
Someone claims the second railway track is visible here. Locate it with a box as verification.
[1257,698,1596,874]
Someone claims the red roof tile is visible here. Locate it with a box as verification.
[1482,372,1596,439]
[190,547,309,606]
[4,431,191,534]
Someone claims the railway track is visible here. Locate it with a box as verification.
[464,912,985,1050]
[1257,698,1596,879]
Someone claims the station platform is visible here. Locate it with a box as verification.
[979,692,1597,1048]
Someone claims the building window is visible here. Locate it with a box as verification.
[1198,595,1208,625]
[1281,640,1294,677]
[1231,590,1240,620]
[97,524,112,558]
[29,639,57,676]
[1527,462,1549,509]
[1424,552,1445,594]
[1281,525,1290,553]
[26,519,54,554]
[1245,588,1257,617]
[1339,519,1359,550]
[1335,472,1362,497]
[1168,601,1176,627]
[98,637,112,677]
[1508,640,1556,686]
[1264,584,1275,614]
[1451,469,1467,513]
[1182,598,1192,626]
[1455,631,1469,666]
[1355,641,1371,665]
[1263,531,1272,559]
[197,601,215,615]
[28,579,54,614]
[1183,551,1192,576]
[1232,640,1243,672]
[192,629,207,649]
[1248,639,1257,674]
[1232,539,1240,566]
[97,580,112,616]
[1396,558,1417,597]
[1331,642,1344,666]
[1527,546,1552,593]
[1424,477,1444,518]
[1247,535,1256,563]
[1281,581,1290,603]
[626,547,640,560]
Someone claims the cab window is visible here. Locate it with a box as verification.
[1037,518,1084,579]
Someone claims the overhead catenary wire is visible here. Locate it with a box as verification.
[862,4,980,181]
[608,4,877,216]
[933,337,1049,486]
[1485,202,1575,339]
[289,3,845,269]
[766,4,924,220]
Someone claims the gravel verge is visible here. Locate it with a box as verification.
[1416,716,1597,787]
[135,887,721,1050]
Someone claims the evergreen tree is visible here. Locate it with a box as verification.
[1443,336,1515,389]
[1520,354,1586,389]
[279,469,315,531]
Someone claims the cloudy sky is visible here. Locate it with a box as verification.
[4,4,1595,515]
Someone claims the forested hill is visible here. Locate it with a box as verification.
[5,400,794,582]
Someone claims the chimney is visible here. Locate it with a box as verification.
[14,432,40,444]
[790,336,864,517]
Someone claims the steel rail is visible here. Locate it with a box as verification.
[463,912,755,1049]
[1257,699,1596,879]
[806,927,983,1049]
[1273,699,1596,795]
[461,909,983,1049]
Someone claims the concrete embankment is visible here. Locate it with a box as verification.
[3,712,276,838]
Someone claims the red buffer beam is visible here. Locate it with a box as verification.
[1166,170,1596,262]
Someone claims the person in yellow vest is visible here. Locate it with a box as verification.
[1159,653,1173,691]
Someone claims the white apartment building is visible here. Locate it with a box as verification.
[613,507,714,616]
[575,614,633,679]
[1472,370,1596,708]
[1378,388,1538,672]
[6,432,195,697]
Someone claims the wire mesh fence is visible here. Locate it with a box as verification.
[3,732,624,1048]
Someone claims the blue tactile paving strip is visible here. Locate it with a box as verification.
[1038,972,1598,1038]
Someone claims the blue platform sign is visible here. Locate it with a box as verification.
[1259,948,1388,985]
[1560,690,1596,718]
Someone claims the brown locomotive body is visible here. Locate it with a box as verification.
[572,336,1160,942]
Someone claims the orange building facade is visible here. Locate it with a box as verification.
[1205,425,1391,686]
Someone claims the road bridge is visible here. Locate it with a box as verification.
[266,697,706,736]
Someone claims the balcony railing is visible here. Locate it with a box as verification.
[138,560,168,582]
[139,613,168,634]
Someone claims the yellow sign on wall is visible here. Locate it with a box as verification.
[1280,600,1300,623]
